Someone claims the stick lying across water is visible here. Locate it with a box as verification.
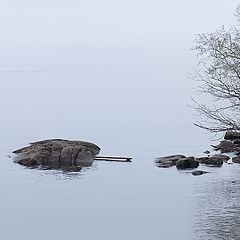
[94,156,132,162]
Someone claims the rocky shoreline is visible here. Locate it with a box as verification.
[12,131,240,175]
[155,131,240,176]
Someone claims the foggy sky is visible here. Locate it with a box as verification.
[0,0,238,45]
[0,0,239,70]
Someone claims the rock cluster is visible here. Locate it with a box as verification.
[155,131,240,175]
[211,131,240,154]
[196,155,228,167]
[13,139,101,171]
[155,155,186,168]
[156,154,228,170]
[156,155,199,169]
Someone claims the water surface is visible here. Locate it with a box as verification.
[0,69,239,240]
[1,1,240,239]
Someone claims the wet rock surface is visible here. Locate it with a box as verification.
[233,139,240,145]
[224,131,240,140]
[13,139,101,171]
[212,140,237,153]
[155,155,186,168]
[192,170,208,176]
[212,154,230,162]
[176,157,199,169]
[197,156,223,167]
[156,155,199,169]
[232,156,240,163]
[155,131,240,174]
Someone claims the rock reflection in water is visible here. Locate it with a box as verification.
[39,163,92,172]
[193,174,240,240]
[40,163,97,181]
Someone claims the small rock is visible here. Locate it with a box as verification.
[233,139,240,145]
[176,157,199,169]
[224,131,240,140]
[156,161,175,168]
[192,170,208,176]
[212,140,236,153]
[197,157,209,163]
[203,150,210,154]
[212,154,230,162]
[155,155,186,168]
[232,156,240,163]
[197,156,223,167]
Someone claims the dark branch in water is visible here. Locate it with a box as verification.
[94,156,132,162]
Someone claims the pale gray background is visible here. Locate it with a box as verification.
[0,1,240,240]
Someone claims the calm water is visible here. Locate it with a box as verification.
[0,69,240,240]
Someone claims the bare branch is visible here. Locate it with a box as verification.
[191,10,240,133]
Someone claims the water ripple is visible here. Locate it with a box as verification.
[193,173,240,240]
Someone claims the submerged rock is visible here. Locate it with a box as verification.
[176,157,199,169]
[192,170,208,176]
[155,155,186,168]
[13,139,101,170]
[203,150,210,154]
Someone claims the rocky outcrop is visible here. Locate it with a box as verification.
[176,157,199,169]
[155,155,186,168]
[13,139,101,170]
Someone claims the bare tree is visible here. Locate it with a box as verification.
[192,6,240,133]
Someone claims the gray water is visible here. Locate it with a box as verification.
[1,71,240,240]
[1,1,240,239]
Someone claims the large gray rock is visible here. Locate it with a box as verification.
[155,155,186,168]
[176,157,199,169]
[13,139,101,171]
